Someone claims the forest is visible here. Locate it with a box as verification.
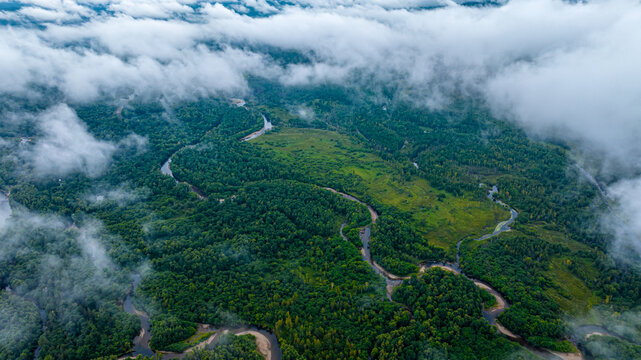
[0,78,639,360]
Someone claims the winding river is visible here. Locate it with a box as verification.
[241,114,273,142]
[119,274,282,360]
[120,111,280,360]
[160,113,273,199]
[325,185,592,360]
[161,325,280,360]
[161,145,207,200]
[1,120,624,359]
[120,275,154,359]
[151,117,620,360]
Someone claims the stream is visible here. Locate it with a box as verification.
[326,186,591,360]
[241,114,273,142]
[120,274,154,359]
[161,325,281,360]
[0,121,620,359]
[161,145,207,200]
[160,113,273,199]
[120,274,282,360]
[119,111,280,360]
[151,117,609,360]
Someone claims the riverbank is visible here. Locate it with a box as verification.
[325,186,589,360]
[123,113,281,360]
[159,325,281,360]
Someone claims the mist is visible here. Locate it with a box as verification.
[0,197,138,356]
[0,0,640,275]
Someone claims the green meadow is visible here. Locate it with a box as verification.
[254,128,508,252]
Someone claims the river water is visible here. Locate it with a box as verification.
[123,115,280,359]
[121,274,154,358]
[161,325,281,360]
[326,186,591,359]
[329,185,640,359]
[242,115,273,142]
[160,114,272,200]
[120,274,282,360]
[151,121,605,359]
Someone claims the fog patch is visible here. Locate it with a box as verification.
[568,306,641,346]
[290,105,315,122]
[118,133,149,153]
[0,208,126,310]
[20,104,116,178]
[0,204,142,357]
[0,0,640,266]
[0,192,12,231]
[600,179,641,266]
[11,104,150,179]
[85,183,146,207]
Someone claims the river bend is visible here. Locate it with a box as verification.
[324,186,592,360]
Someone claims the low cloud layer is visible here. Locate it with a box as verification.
[21,104,116,178]
[0,205,124,307]
[85,183,147,207]
[1,0,640,261]
[602,179,641,265]
[12,104,148,178]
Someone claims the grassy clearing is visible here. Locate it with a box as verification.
[163,330,216,353]
[467,225,600,314]
[520,223,594,252]
[254,128,508,252]
[523,225,600,313]
[545,258,600,314]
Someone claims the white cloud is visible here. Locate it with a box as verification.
[602,179,641,264]
[85,183,146,206]
[18,6,79,22]
[22,104,116,178]
[0,192,11,231]
[1,0,640,260]
[485,3,641,174]
[108,0,195,18]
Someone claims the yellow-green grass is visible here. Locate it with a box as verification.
[520,225,601,313]
[520,223,595,252]
[545,258,600,314]
[254,128,508,252]
[163,330,216,353]
[185,330,216,344]
[467,226,600,314]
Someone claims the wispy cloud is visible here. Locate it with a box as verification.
[0,0,640,261]
[20,104,117,178]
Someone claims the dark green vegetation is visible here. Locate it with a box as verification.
[370,214,444,276]
[253,127,507,256]
[461,235,573,351]
[0,213,140,360]
[582,335,641,360]
[0,292,41,360]
[183,334,264,360]
[149,314,197,351]
[0,81,639,360]
[376,269,518,359]
[97,334,264,360]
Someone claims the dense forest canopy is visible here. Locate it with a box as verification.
[0,85,639,359]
